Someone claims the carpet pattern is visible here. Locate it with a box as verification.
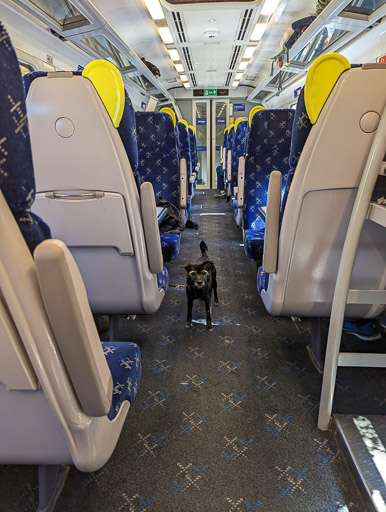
[1,191,385,512]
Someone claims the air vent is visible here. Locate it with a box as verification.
[182,47,194,72]
[191,74,197,87]
[237,9,253,41]
[246,75,257,81]
[229,45,241,71]
[225,72,232,87]
[166,77,178,83]
[172,12,186,43]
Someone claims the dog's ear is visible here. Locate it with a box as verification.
[203,261,215,271]
[180,264,194,273]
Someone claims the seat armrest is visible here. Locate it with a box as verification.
[180,157,187,209]
[226,149,232,182]
[34,239,113,417]
[234,186,238,200]
[263,171,282,274]
[140,182,164,274]
[237,156,245,208]
[189,175,196,184]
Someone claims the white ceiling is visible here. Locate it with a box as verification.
[89,0,316,91]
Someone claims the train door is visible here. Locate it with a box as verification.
[193,98,229,190]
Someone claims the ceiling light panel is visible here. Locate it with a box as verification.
[180,74,188,82]
[235,72,244,80]
[239,60,248,70]
[144,0,164,20]
[158,26,174,44]
[168,49,180,61]
[243,46,256,59]
[183,82,191,88]
[251,23,267,41]
[175,63,184,73]
[261,0,280,16]
[232,81,239,87]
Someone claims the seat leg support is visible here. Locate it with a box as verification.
[109,314,120,341]
[38,464,70,512]
[307,318,328,374]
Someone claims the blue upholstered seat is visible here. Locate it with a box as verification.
[157,265,169,292]
[117,93,141,190]
[1,27,140,420]
[225,126,235,194]
[242,109,294,260]
[177,122,193,207]
[231,120,248,200]
[188,126,198,191]
[102,342,141,420]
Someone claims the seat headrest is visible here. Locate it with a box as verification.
[248,109,294,154]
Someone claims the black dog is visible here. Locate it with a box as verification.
[183,241,219,330]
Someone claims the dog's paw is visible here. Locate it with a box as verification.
[206,324,214,331]
[214,300,219,306]
[185,321,193,328]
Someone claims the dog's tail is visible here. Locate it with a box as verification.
[200,240,209,258]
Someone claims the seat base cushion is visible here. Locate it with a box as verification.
[244,229,264,260]
[160,233,181,261]
[257,265,269,295]
[157,266,169,293]
[102,342,141,420]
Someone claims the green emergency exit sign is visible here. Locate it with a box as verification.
[204,89,217,96]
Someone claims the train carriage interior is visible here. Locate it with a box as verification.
[0,0,386,511]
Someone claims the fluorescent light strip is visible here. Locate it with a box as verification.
[168,49,180,61]
[261,0,280,16]
[175,63,184,73]
[243,46,256,59]
[251,23,267,41]
[235,72,243,80]
[232,81,239,88]
[239,60,248,71]
[158,26,174,44]
[144,0,164,20]
[180,74,188,82]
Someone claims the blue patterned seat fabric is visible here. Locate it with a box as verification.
[117,92,141,191]
[0,31,51,254]
[0,22,140,421]
[243,109,294,260]
[188,126,198,191]
[157,265,169,292]
[257,90,312,290]
[136,112,181,207]
[225,127,235,193]
[160,232,181,262]
[176,122,192,209]
[136,112,182,261]
[102,342,141,420]
[231,120,248,201]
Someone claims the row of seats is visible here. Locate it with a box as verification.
[0,23,142,510]
[224,53,386,321]
[21,61,199,317]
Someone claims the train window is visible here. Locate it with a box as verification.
[292,23,348,65]
[27,0,90,28]
[80,35,134,71]
[342,0,385,16]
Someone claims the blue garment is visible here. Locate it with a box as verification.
[216,165,224,190]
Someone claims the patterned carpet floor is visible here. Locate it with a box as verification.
[1,191,385,512]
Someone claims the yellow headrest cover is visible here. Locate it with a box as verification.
[224,126,229,134]
[160,107,176,127]
[188,125,196,135]
[235,117,246,131]
[229,124,235,132]
[178,119,189,129]
[305,53,350,124]
[82,60,125,128]
[249,106,265,127]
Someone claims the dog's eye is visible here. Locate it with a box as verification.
[202,270,209,276]
[188,271,196,276]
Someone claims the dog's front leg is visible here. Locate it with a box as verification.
[213,277,219,306]
[205,300,213,331]
[186,297,193,327]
